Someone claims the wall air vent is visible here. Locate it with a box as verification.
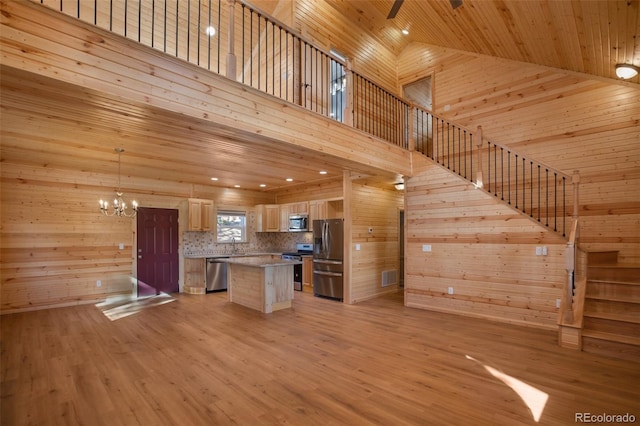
[381,270,398,287]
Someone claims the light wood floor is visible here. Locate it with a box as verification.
[2,290,638,425]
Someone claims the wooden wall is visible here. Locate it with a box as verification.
[349,178,404,303]
[399,43,639,327]
[0,126,274,314]
[398,43,640,265]
[405,156,567,329]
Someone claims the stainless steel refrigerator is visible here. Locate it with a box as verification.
[313,219,344,301]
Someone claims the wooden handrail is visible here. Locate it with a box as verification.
[32,0,579,238]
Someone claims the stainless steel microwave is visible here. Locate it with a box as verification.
[288,214,308,232]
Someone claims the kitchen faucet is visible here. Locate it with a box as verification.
[231,238,237,254]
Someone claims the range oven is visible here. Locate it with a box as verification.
[281,243,312,291]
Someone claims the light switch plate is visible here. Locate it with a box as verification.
[119,243,125,250]
[355,244,361,251]
[422,244,432,252]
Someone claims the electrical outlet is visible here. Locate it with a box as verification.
[535,247,542,256]
[96,280,102,287]
[556,299,561,308]
[447,287,454,295]
[542,246,548,256]
[119,243,124,250]
[355,244,361,251]
[422,244,432,252]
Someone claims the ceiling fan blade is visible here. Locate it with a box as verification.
[387,0,404,19]
[450,0,463,9]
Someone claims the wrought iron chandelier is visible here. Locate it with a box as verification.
[99,148,138,218]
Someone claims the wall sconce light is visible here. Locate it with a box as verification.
[473,171,484,189]
[615,64,639,79]
[394,182,405,191]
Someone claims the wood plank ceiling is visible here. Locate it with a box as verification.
[325,0,640,83]
[1,66,395,193]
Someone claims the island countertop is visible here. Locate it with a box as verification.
[217,256,301,268]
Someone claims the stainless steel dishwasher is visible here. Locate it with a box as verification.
[206,258,228,292]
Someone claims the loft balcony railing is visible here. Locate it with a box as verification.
[32,0,578,238]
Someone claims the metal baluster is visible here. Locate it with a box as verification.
[522,157,526,214]
[530,161,533,217]
[545,169,549,227]
[216,0,220,73]
[515,154,518,209]
[507,152,511,205]
[553,172,558,231]
[537,165,541,222]
[487,142,491,193]
[175,0,179,57]
[494,144,497,197]
[500,147,504,200]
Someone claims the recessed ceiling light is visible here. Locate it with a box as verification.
[205,26,216,37]
[234,184,241,188]
[210,177,218,181]
[401,29,409,35]
[319,171,328,175]
[286,178,293,182]
[259,184,266,188]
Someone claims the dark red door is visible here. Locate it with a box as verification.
[137,207,179,297]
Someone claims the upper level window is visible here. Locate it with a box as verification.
[330,48,346,123]
[217,210,247,243]
[330,61,346,123]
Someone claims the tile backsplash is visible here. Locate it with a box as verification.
[183,212,313,256]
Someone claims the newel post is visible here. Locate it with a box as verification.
[225,0,237,80]
[572,170,580,219]
[474,125,484,188]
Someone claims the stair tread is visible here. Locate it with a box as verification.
[588,279,640,286]
[583,310,640,324]
[582,330,640,346]
[585,294,640,302]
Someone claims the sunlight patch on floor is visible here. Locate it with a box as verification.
[96,293,175,321]
[466,355,549,422]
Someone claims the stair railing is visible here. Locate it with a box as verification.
[412,104,576,238]
[32,0,578,239]
[482,140,574,237]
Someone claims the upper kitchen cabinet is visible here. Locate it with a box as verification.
[280,202,309,231]
[309,200,327,223]
[309,199,343,222]
[256,204,280,232]
[287,202,309,214]
[188,198,214,231]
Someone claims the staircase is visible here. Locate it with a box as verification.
[581,251,640,362]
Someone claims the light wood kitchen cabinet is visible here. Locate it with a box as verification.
[256,204,280,232]
[184,258,205,294]
[309,200,328,223]
[279,203,290,232]
[302,256,313,288]
[188,198,214,231]
[280,202,309,231]
[309,199,343,222]
[287,202,309,214]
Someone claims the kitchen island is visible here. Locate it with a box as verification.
[218,256,301,313]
